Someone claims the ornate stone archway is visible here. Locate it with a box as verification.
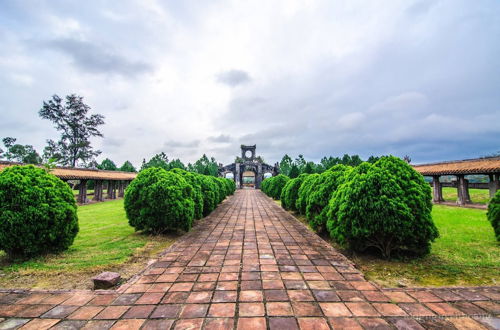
[219,145,279,189]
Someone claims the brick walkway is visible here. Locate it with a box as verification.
[0,189,498,329]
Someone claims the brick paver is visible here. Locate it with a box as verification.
[0,189,498,329]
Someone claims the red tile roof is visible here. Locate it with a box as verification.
[413,157,500,176]
[0,161,136,181]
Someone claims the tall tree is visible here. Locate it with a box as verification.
[141,152,169,170]
[1,137,42,164]
[189,154,219,176]
[302,161,315,174]
[294,154,306,172]
[119,161,136,172]
[289,165,300,178]
[39,94,105,167]
[279,154,293,176]
[98,158,117,171]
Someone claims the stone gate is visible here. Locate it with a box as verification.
[218,145,279,189]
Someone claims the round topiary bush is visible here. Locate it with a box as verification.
[198,175,217,216]
[213,177,228,203]
[224,178,236,195]
[170,168,204,220]
[261,176,272,195]
[306,165,351,232]
[296,173,319,214]
[267,174,289,200]
[487,189,500,241]
[327,157,438,258]
[124,167,195,233]
[0,165,79,258]
[281,174,309,211]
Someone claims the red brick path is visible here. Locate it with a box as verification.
[0,190,498,329]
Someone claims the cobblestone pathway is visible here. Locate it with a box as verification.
[0,190,499,329]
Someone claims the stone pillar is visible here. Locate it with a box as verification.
[489,174,500,198]
[457,175,471,205]
[78,179,88,204]
[432,176,444,203]
[255,163,263,189]
[235,163,241,189]
[107,181,116,199]
[94,180,104,202]
[118,181,125,197]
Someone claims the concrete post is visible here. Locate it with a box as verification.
[489,174,500,198]
[93,180,104,202]
[107,181,116,199]
[78,179,88,204]
[118,181,125,197]
[432,176,444,203]
[235,163,241,189]
[256,163,263,189]
[457,175,471,205]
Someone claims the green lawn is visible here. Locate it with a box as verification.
[437,187,491,204]
[0,200,177,289]
[351,205,499,287]
[73,189,94,196]
[279,200,499,287]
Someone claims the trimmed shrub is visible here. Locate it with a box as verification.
[296,173,319,214]
[281,174,309,211]
[306,165,351,232]
[266,174,290,200]
[0,165,78,258]
[487,189,500,241]
[198,175,217,216]
[261,176,272,195]
[124,167,194,233]
[327,157,438,258]
[208,176,222,206]
[213,177,228,203]
[224,178,236,195]
[170,168,203,220]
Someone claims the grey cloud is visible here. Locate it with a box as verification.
[162,139,200,149]
[216,69,251,86]
[42,38,153,77]
[208,134,232,143]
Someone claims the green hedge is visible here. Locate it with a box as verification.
[305,165,351,232]
[281,174,309,211]
[327,157,438,258]
[487,189,500,241]
[270,155,439,259]
[170,168,204,220]
[296,173,319,214]
[262,174,290,200]
[0,165,79,258]
[124,168,195,233]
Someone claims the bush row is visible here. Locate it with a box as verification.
[263,156,440,259]
[124,168,235,234]
[487,189,500,241]
[261,174,289,200]
[0,165,79,258]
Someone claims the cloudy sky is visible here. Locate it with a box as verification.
[0,0,499,167]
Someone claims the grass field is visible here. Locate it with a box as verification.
[73,189,94,196]
[282,201,499,287]
[0,200,178,289]
[437,187,491,204]
[352,205,499,287]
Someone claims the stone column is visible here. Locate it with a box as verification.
[457,175,471,205]
[107,181,116,199]
[235,163,241,189]
[93,180,104,201]
[118,181,125,197]
[255,163,263,189]
[489,174,500,198]
[78,179,88,204]
[432,176,443,203]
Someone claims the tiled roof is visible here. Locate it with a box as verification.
[0,161,136,181]
[413,157,500,176]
